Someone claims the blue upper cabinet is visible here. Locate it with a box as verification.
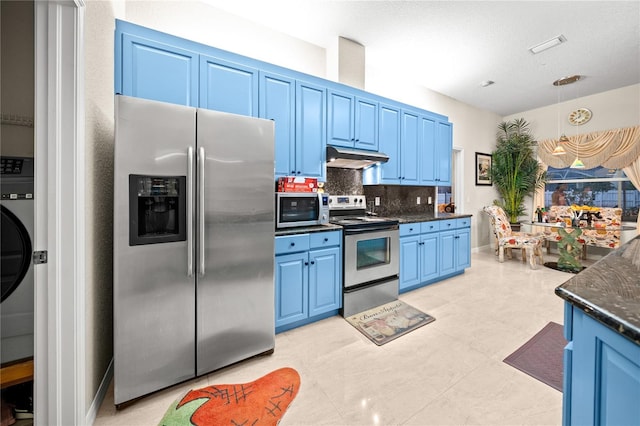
[400,110,420,185]
[199,56,258,116]
[259,72,295,178]
[354,97,378,150]
[327,89,378,151]
[365,103,401,184]
[327,90,354,147]
[295,80,326,180]
[419,116,437,185]
[120,34,198,106]
[436,121,453,186]
[116,20,452,186]
[260,74,325,180]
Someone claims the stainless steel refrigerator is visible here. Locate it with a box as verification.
[113,95,275,405]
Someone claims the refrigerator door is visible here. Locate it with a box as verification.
[114,95,196,404]
[195,109,275,375]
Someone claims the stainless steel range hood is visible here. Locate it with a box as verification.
[326,145,389,169]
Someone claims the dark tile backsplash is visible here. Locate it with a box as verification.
[325,168,363,195]
[363,185,435,216]
[325,168,435,215]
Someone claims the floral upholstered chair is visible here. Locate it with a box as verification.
[482,205,545,269]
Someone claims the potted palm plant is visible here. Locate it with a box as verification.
[489,118,547,227]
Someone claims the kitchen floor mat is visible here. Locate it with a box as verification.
[503,321,566,392]
[158,367,300,426]
[345,300,435,346]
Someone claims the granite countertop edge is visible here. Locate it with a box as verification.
[395,213,473,224]
[274,214,473,236]
[275,223,343,237]
[555,235,640,346]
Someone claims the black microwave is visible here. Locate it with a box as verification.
[275,192,330,229]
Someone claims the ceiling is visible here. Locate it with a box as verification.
[201,0,640,116]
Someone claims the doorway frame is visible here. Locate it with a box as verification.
[34,1,86,424]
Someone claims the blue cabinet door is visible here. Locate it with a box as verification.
[275,252,308,328]
[259,72,295,178]
[420,233,439,281]
[295,81,326,180]
[439,230,456,276]
[400,110,419,185]
[199,55,258,116]
[121,34,198,106]
[372,103,401,184]
[420,116,437,185]
[308,247,341,316]
[354,97,378,151]
[327,91,378,151]
[327,90,354,147]
[400,236,421,291]
[436,121,453,186]
[455,228,471,270]
[568,308,640,426]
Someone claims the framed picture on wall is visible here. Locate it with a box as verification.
[475,152,492,186]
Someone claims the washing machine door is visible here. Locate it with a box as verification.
[1,205,33,302]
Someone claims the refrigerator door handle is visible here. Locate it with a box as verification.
[187,146,194,277]
[198,146,206,276]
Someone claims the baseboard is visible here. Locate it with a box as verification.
[86,358,113,425]
[472,244,492,253]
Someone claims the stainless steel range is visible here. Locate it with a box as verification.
[329,195,400,317]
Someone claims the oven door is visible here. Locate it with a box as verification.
[344,226,399,288]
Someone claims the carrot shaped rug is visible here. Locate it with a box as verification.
[159,367,300,426]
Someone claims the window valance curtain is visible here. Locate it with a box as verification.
[538,125,640,169]
[536,125,640,233]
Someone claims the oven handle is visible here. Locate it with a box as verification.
[343,224,399,235]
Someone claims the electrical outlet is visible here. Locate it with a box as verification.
[375,197,380,206]
[417,197,421,205]
[428,196,432,204]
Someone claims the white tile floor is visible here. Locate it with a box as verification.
[95,247,581,425]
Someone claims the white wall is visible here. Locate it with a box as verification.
[503,83,640,140]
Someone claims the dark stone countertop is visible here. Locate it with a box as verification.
[275,223,343,237]
[555,235,640,346]
[394,213,473,224]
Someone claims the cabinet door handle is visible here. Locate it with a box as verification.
[324,238,328,242]
[297,171,302,174]
[304,261,309,266]
[291,170,296,174]
[310,260,315,265]
[409,228,414,231]
[290,242,295,247]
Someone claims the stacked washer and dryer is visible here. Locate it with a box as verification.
[1,156,35,366]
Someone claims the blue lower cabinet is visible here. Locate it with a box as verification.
[563,304,640,425]
[275,231,341,332]
[399,218,470,293]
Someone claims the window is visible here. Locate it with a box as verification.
[544,166,639,222]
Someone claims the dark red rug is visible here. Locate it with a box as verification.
[503,322,566,392]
